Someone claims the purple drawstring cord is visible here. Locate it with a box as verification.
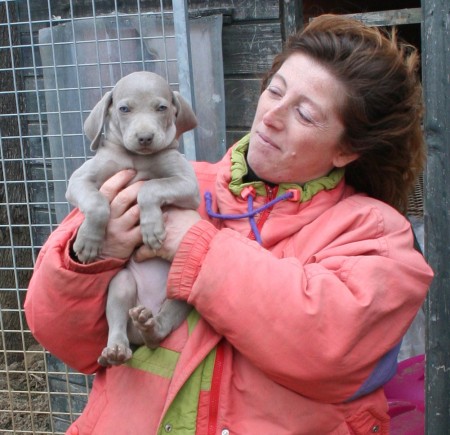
[204,190,294,245]
[247,194,262,244]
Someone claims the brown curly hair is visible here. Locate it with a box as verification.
[261,14,425,213]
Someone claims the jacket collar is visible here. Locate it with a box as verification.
[229,134,345,203]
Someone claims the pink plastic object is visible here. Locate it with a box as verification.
[384,354,425,435]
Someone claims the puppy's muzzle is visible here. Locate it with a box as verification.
[138,132,154,147]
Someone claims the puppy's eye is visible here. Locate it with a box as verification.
[157,105,168,112]
[119,106,130,113]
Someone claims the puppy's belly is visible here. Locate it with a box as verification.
[127,257,171,314]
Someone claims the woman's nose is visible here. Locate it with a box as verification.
[262,103,285,129]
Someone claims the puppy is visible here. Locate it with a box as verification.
[66,71,199,366]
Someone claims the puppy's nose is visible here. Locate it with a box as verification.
[138,133,154,146]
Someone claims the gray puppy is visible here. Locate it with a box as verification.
[66,71,199,366]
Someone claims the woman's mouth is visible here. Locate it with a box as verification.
[258,132,280,150]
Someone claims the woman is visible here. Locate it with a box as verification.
[26,15,433,434]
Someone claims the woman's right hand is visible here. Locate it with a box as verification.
[93,169,144,260]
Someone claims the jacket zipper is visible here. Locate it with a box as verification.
[248,185,278,242]
[208,340,225,435]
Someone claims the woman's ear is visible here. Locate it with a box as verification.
[333,143,360,168]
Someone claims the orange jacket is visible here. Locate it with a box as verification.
[25,143,433,434]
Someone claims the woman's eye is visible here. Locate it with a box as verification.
[157,105,168,112]
[298,108,314,124]
[267,86,282,97]
[119,106,130,113]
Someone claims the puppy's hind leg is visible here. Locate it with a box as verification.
[129,299,192,349]
[98,269,137,367]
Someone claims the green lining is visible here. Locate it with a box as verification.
[126,345,180,378]
[187,309,201,336]
[157,347,218,435]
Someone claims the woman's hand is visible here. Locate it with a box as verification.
[134,207,201,263]
[97,170,144,259]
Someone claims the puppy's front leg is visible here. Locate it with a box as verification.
[137,185,165,249]
[137,151,200,250]
[73,194,110,262]
[66,161,111,263]
[138,176,199,250]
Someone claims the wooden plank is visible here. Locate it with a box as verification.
[422,0,450,433]
[189,0,279,21]
[280,0,302,40]
[225,78,260,127]
[343,8,422,27]
[222,23,282,75]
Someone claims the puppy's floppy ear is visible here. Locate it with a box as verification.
[172,91,198,138]
[84,91,113,151]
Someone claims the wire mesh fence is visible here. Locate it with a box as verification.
[0,0,225,433]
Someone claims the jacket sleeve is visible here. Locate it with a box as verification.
[167,206,434,403]
[24,209,127,374]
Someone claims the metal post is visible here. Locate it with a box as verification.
[173,0,197,161]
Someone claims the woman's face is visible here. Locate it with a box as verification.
[247,53,358,185]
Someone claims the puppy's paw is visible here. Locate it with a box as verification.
[140,220,166,251]
[129,305,155,331]
[73,223,103,263]
[129,305,164,349]
[73,239,102,263]
[98,344,132,367]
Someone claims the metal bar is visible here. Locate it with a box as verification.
[173,0,197,160]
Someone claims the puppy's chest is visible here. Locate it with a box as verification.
[112,152,169,181]
[131,157,162,179]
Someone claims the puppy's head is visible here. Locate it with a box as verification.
[84,71,197,154]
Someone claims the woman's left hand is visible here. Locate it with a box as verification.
[134,207,201,263]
